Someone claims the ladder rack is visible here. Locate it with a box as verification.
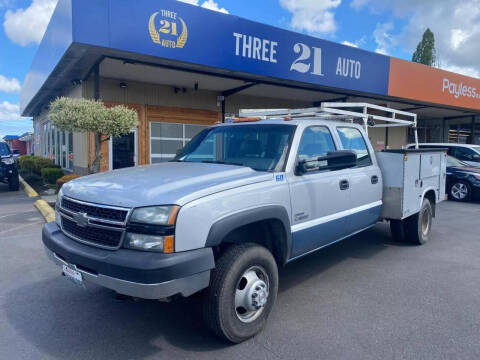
[239,102,419,147]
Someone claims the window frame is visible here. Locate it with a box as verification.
[335,126,373,168]
[295,125,338,176]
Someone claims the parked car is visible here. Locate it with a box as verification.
[42,104,446,343]
[0,141,20,191]
[406,143,480,167]
[446,155,480,201]
[11,149,21,160]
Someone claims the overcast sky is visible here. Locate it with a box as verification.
[1,0,479,138]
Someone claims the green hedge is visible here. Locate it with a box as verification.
[18,155,53,175]
[41,168,64,185]
[19,169,43,185]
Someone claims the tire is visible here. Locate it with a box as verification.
[449,180,471,202]
[390,219,407,242]
[404,198,433,245]
[203,243,278,343]
[8,174,19,191]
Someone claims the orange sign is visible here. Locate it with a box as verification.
[388,57,480,111]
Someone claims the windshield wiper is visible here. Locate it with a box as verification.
[201,160,245,167]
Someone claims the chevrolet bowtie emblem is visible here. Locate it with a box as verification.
[73,212,89,228]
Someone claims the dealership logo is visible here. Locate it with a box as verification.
[149,9,188,49]
[442,78,480,100]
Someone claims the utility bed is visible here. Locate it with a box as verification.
[376,149,447,220]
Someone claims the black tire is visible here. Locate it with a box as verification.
[390,219,407,242]
[203,243,278,343]
[404,198,433,245]
[8,174,19,191]
[449,180,471,202]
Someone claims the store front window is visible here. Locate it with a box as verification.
[41,122,73,170]
[448,123,480,144]
[149,122,208,163]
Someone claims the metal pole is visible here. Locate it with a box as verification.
[414,115,419,149]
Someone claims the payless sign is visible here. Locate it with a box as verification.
[389,58,480,110]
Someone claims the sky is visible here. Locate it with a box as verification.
[1,0,480,139]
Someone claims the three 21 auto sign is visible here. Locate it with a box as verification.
[103,0,390,96]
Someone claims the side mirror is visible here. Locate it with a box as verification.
[296,150,358,175]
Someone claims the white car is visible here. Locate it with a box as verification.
[406,143,480,168]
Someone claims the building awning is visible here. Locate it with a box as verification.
[20,0,480,117]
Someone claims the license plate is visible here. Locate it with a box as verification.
[62,265,83,287]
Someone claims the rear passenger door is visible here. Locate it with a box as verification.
[288,126,353,259]
[335,127,382,234]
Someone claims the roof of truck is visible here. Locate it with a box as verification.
[216,118,363,128]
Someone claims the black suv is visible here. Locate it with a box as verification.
[0,141,19,191]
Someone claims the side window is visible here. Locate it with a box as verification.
[336,127,372,167]
[298,126,336,160]
[455,147,475,161]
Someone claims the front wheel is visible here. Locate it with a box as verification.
[203,243,278,343]
[8,174,19,191]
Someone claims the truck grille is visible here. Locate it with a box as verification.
[59,196,130,250]
[62,217,123,248]
[62,197,128,222]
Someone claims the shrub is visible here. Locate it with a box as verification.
[18,155,35,171]
[18,155,53,175]
[34,158,53,174]
[57,174,81,190]
[20,170,43,185]
[41,168,64,185]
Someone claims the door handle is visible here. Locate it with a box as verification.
[339,179,349,190]
[371,175,379,184]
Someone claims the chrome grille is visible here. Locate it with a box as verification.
[62,197,128,222]
[58,196,131,250]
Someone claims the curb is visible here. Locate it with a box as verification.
[34,199,56,223]
[19,176,39,198]
[19,175,56,223]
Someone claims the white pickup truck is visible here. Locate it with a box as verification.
[42,103,446,343]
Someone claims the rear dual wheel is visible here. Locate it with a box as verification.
[390,198,433,245]
[203,243,278,343]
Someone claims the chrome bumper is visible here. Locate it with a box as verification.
[44,247,210,300]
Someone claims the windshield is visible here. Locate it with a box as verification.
[0,143,10,157]
[472,146,480,155]
[174,124,295,172]
[446,155,467,167]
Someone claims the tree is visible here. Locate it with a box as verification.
[412,28,437,67]
[49,97,138,173]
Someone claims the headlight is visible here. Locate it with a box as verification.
[129,205,179,226]
[125,233,174,253]
[1,157,14,165]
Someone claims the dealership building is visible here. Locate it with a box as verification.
[20,0,480,174]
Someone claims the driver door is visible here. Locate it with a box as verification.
[287,125,352,259]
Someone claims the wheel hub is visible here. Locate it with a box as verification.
[247,280,269,311]
[235,266,270,323]
[451,183,468,200]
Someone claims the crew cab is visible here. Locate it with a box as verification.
[42,104,446,343]
[0,141,19,191]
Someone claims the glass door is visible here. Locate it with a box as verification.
[109,130,138,170]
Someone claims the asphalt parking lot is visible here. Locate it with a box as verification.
[1,186,480,360]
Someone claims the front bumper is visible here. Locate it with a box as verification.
[0,164,17,180]
[42,222,215,299]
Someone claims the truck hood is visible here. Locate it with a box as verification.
[62,162,273,208]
